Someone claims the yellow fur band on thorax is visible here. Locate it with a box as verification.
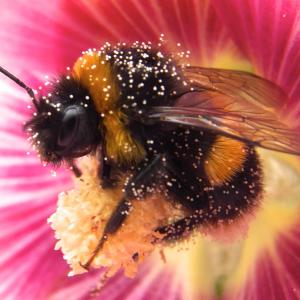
[72,51,145,164]
[205,136,247,186]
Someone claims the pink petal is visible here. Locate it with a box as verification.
[219,152,300,300]
[0,1,229,299]
[212,0,300,123]
[224,219,300,300]
[1,0,236,75]
[1,1,300,300]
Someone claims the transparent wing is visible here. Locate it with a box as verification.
[147,66,300,155]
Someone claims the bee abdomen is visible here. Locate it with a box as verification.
[157,128,263,240]
[157,145,263,242]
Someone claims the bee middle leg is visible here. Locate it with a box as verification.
[81,154,166,269]
[104,154,167,233]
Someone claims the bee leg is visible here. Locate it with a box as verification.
[80,199,130,270]
[68,160,82,177]
[81,154,164,270]
[103,198,131,236]
[155,213,205,242]
[98,147,117,188]
[99,155,113,188]
[102,154,164,232]
[154,161,207,241]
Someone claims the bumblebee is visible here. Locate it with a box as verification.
[1,41,300,269]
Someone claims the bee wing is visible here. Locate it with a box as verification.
[147,66,300,155]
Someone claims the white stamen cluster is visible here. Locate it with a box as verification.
[48,156,185,278]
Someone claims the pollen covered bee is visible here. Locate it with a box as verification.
[1,40,300,270]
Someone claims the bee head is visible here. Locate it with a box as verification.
[25,76,101,164]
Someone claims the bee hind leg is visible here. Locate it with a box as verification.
[154,159,209,242]
[155,213,206,242]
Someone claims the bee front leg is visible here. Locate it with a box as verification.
[68,160,82,177]
[98,146,118,188]
[81,154,165,270]
[99,155,113,188]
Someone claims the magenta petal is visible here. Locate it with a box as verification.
[1,1,300,300]
[1,0,234,84]
[212,0,300,121]
[0,1,231,298]
[49,263,186,300]
[224,220,300,300]
[0,201,63,299]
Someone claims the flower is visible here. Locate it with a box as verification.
[0,0,300,299]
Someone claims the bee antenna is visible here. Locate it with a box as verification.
[0,65,40,111]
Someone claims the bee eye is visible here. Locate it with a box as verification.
[58,106,81,147]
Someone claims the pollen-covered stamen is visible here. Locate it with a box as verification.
[48,156,186,278]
